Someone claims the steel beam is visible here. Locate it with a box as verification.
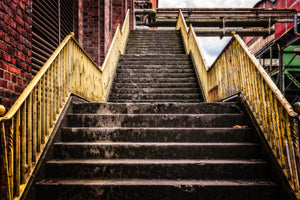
[193,28,275,37]
[144,18,278,28]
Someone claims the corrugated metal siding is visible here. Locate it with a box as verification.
[32,0,73,75]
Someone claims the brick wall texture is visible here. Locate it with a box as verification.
[0,0,133,198]
[0,0,32,109]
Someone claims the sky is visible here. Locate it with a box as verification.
[158,0,260,65]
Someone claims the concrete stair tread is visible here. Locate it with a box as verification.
[61,127,251,131]
[67,113,245,117]
[72,102,243,114]
[47,159,266,165]
[37,178,277,186]
[54,142,258,146]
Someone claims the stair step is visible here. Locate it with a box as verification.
[110,88,200,94]
[117,68,194,73]
[120,54,189,59]
[110,99,204,103]
[114,78,197,83]
[109,94,202,101]
[67,113,247,128]
[36,179,278,200]
[113,83,200,88]
[126,44,183,48]
[71,102,242,114]
[45,159,268,179]
[53,142,260,159]
[118,60,191,65]
[60,127,252,143]
[126,51,185,55]
[117,65,193,70]
[116,73,196,78]
[119,57,191,61]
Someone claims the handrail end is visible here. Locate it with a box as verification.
[0,105,6,116]
[293,102,300,114]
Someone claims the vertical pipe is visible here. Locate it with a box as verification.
[279,46,284,92]
[270,46,273,72]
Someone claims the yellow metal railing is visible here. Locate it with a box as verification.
[176,10,300,198]
[0,10,130,200]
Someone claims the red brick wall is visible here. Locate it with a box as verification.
[81,0,102,65]
[0,0,32,198]
[74,0,84,46]
[104,0,112,57]
[0,0,32,109]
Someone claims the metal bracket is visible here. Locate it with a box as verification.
[221,18,225,39]
[294,14,300,36]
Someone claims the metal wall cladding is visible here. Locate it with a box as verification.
[256,0,300,39]
[32,0,73,75]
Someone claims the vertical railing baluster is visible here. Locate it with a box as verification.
[42,76,46,144]
[1,122,12,200]
[32,88,37,162]
[52,62,56,122]
[272,94,280,158]
[14,110,20,196]
[278,105,291,179]
[27,93,32,172]
[46,70,50,134]
[259,77,267,134]
[37,81,42,152]
[257,72,263,126]
[290,115,300,192]
[264,85,272,142]
[55,57,59,115]
[8,119,14,200]
[21,103,26,184]
[285,112,297,191]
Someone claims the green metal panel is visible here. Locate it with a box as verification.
[283,45,300,67]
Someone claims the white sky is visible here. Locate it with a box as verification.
[159,0,259,8]
[158,0,260,65]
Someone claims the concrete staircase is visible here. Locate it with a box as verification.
[109,30,202,102]
[35,30,281,199]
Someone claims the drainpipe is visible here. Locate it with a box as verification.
[278,44,284,93]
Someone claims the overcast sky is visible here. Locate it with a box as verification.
[158,0,260,65]
[159,0,259,8]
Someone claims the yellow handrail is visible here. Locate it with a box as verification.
[176,9,300,199]
[0,10,130,200]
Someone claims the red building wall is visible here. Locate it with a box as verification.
[254,0,300,39]
[0,0,33,109]
[275,0,300,39]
